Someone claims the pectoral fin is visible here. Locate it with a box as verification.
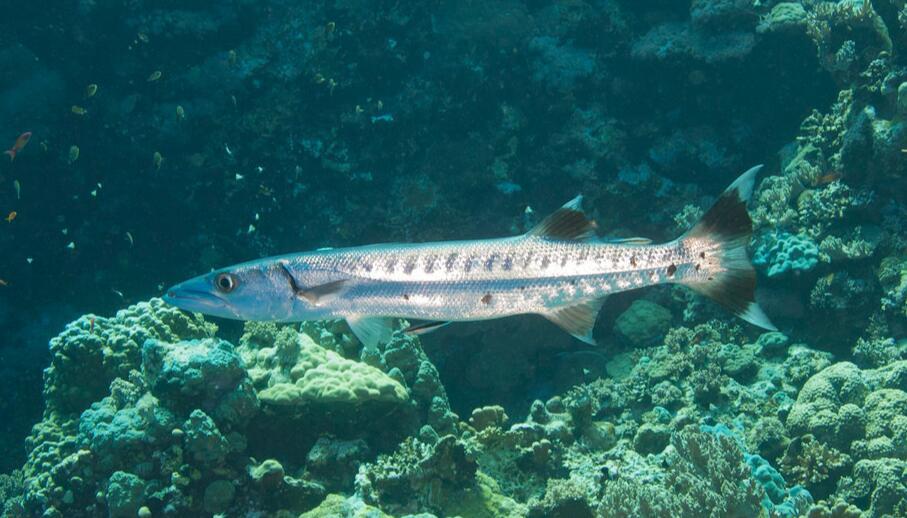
[540,297,607,345]
[404,320,452,336]
[298,279,349,306]
[347,316,395,351]
[603,236,652,245]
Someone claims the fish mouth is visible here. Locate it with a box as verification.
[163,284,230,314]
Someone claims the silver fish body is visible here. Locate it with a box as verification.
[275,237,688,320]
[164,166,775,347]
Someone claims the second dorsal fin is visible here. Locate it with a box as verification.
[528,195,598,242]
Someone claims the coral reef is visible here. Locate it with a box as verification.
[2,0,907,516]
[4,300,447,516]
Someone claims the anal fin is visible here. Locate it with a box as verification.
[347,316,394,351]
[540,297,606,345]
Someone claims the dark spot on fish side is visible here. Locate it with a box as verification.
[541,255,551,269]
[699,252,706,259]
[403,294,410,300]
[363,263,373,272]
[385,258,397,273]
[446,253,458,271]
[465,257,475,273]
[425,255,436,273]
[485,254,497,271]
[667,263,677,277]
[630,255,637,267]
[695,263,701,271]
[403,261,416,274]
[481,293,492,304]
[503,256,513,270]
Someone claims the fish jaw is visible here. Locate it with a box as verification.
[163,276,238,318]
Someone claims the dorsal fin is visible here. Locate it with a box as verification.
[528,195,598,242]
[540,297,607,345]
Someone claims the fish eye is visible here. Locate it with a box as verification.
[214,273,238,293]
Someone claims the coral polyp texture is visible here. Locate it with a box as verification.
[1,0,907,517]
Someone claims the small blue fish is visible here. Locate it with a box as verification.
[164,166,775,349]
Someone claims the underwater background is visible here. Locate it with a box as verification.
[1,0,906,516]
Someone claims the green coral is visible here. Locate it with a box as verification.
[44,298,216,415]
[757,2,807,34]
[614,300,673,346]
[598,427,765,518]
[250,331,408,407]
[780,434,852,500]
[299,494,389,518]
[357,435,489,515]
[786,361,907,515]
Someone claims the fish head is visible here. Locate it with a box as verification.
[163,260,297,321]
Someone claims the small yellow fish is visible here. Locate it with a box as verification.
[153,151,163,170]
[85,84,98,98]
[6,211,16,223]
[147,70,162,82]
[176,105,185,121]
[71,105,88,116]
[68,145,80,164]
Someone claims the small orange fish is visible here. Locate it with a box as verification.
[4,132,31,161]
[5,211,16,223]
[814,171,842,186]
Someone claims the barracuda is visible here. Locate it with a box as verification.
[163,165,776,349]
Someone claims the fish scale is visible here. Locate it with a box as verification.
[285,239,688,322]
[164,165,776,348]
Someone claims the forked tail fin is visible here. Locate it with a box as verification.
[681,165,777,331]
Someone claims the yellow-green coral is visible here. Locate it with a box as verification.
[253,332,408,407]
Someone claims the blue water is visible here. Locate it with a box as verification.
[0,2,904,517]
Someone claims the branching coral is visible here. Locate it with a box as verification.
[598,427,766,518]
